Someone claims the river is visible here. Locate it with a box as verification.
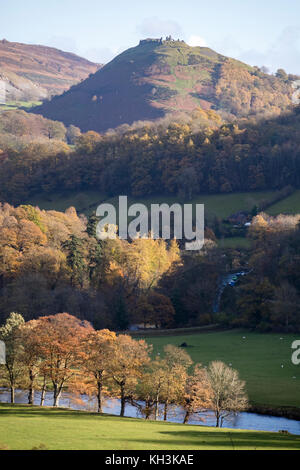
[1,388,299,435]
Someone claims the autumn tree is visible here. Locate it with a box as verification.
[20,319,46,405]
[160,345,193,421]
[76,131,102,153]
[66,125,81,145]
[81,329,116,413]
[109,335,151,417]
[271,282,300,332]
[135,293,175,329]
[0,312,25,403]
[134,355,168,420]
[237,278,275,329]
[181,365,212,424]
[34,313,92,407]
[46,120,66,141]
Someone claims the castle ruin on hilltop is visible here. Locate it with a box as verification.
[139,36,185,46]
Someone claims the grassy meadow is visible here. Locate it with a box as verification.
[0,405,299,450]
[27,188,300,224]
[0,100,42,112]
[136,330,300,409]
[267,190,300,216]
[27,189,278,219]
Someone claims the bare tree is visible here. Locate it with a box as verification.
[207,361,248,427]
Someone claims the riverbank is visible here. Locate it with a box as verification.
[1,388,300,435]
[249,404,300,421]
[0,404,299,450]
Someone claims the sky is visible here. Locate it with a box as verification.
[1,0,300,73]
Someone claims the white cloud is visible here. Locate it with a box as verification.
[211,35,243,59]
[137,17,183,39]
[187,35,208,48]
[238,26,300,74]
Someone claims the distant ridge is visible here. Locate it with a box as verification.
[0,39,100,102]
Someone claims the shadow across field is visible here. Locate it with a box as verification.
[0,404,109,419]
[1,405,300,450]
[158,430,300,450]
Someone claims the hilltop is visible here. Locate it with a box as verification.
[33,38,294,132]
[0,39,100,102]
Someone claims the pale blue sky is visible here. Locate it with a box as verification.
[1,0,300,73]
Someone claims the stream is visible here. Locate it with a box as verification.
[1,388,299,435]
[213,271,249,313]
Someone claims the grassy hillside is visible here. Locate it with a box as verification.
[0,405,299,450]
[0,100,42,112]
[33,39,293,132]
[135,330,300,408]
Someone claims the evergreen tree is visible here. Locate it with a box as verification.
[62,235,85,287]
[114,294,129,331]
[86,214,99,239]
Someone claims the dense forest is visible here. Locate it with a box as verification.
[0,90,300,334]
[1,106,300,204]
[0,202,299,333]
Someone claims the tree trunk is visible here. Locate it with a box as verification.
[53,384,61,407]
[154,386,161,421]
[10,386,15,404]
[216,411,220,428]
[163,400,169,421]
[40,377,46,406]
[145,402,151,420]
[28,369,34,405]
[183,411,190,424]
[120,383,126,417]
[97,380,103,414]
[154,397,159,421]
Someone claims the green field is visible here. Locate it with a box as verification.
[26,189,300,251]
[28,189,278,219]
[137,330,300,408]
[28,188,300,220]
[27,189,106,214]
[0,405,299,450]
[0,100,42,112]
[267,190,300,216]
